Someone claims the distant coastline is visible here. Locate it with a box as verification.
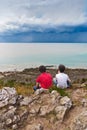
[0,64,87,73]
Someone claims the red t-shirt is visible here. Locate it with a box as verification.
[36,72,52,89]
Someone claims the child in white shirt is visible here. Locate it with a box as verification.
[53,64,71,89]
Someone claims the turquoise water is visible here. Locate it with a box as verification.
[0,43,87,71]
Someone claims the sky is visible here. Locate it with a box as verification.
[0,0,87,43]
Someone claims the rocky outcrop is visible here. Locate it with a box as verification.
[0,68,87,130]
[71,110,87,130]
[0,87,73,130]
[0,87,18,108]
[0,87,28,130]
[1,86,87,130]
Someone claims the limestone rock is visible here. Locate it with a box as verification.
[81,81,87,88]
[51,90,61,104]
[55,106,67,122]
[12,124,18,130]
[0,87,17,108]
[0,86,73,130]
[29,105,41,115]
[81,83,86,87]
[71,111,87,130]
[6,118,12,125]
[35,88,49,95]
[20,96,33,106]
[60,96,72,109]
[0,87,29,130]
[25,123,43,130]
[81,98,87,107]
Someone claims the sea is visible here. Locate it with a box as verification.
[0,43,87,72]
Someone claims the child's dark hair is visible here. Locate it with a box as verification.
[58,64,65,73]
[39,65,46,73]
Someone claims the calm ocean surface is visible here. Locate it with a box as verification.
[0,43,87,71]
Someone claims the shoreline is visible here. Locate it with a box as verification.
[0,64,87,73]
[0,66,87,90]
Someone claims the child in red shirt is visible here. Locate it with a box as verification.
[33,65,52,91]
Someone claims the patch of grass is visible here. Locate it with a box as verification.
[0,79,4,89]
[0,86,3,90]
[49,85,69,96]
[83,84,87,89]
[0,79,35,96]
[15,83,34,96]
[4,80,15,87]
[81,78,87,83]
[0,79,4,86]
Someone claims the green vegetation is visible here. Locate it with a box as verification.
[2,76,87,98]
[49,85,69,96]
[0,79,4,86]
[0,78,69,96]
[0,79,34,96]
[4,80,15,87]
[81,78,87,83]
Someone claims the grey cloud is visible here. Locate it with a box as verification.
[0,0,86,33]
